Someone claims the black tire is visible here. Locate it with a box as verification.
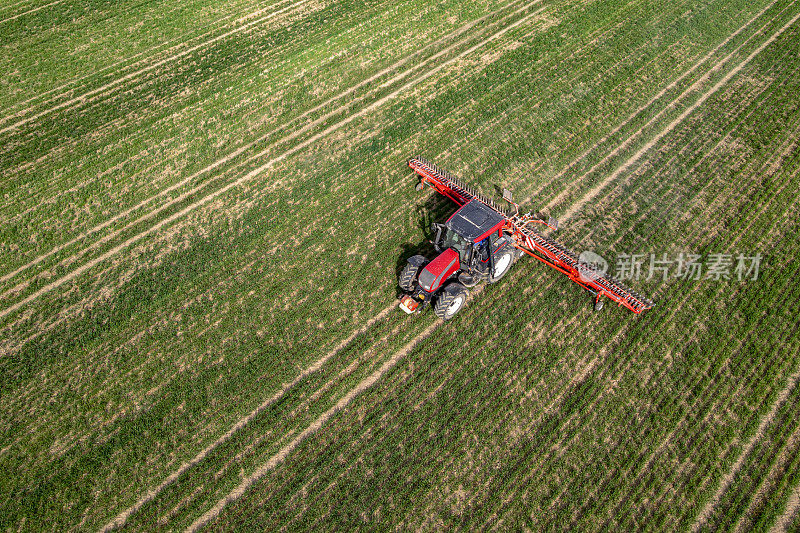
[399,262,419,292]
[489,248,514,283]
[434,283,468,320]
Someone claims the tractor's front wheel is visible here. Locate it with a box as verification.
[399,262,419,292]
[489,248,514,283]
[434,283,468,320]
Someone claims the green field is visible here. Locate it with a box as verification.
[1,0,800,530]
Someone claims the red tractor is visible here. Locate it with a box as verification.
[398,157,654,319]
[398,198,518,319]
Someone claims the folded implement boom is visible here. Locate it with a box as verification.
[408,157,654,314]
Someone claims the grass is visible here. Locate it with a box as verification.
[1,0,799,530]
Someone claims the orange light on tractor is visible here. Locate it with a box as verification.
[399,295,420,314]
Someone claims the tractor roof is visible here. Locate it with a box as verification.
[446,199,506,242]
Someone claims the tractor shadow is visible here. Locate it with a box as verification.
[394,192,453,298]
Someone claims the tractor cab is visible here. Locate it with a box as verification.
[431,199,507,269]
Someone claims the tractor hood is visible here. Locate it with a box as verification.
[418,248,460,293]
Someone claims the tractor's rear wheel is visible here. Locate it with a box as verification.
[434,283,467,320]
[399,262,419,292]
[489,248,514,283]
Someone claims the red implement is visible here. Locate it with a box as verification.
[408,157,655,314]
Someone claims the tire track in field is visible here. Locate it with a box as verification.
[0,0,531,290]
[553,6,800,223]
[692,359,800,530]
[591,124,800,526]
[0,0,544,227]
[604,47,800,254]
[735,423,800,533]
[0,0,65,24]
[473,184,673,523]
[520,0,786,208]
[478,311,628,528]
[150,315,413,527]
[772,484,800,532]
[0,0,35,14]
[0,0,313,135]
[577,65,800,512]
[2,3,565,229]
[594,306,784,527]
[106,234,484,528]
[405,273,573,529]
[185,318,442,532]
[99,303,395,531]
[488,100,800,527]
[621,159,800,528]
[622,163,800,528]
[526,0,790,207]
[592,45,800,253]
[0,0,289,122]
[0,1,549,322]
[122,286,476,529]
[502,178,796,529]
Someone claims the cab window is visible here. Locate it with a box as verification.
[443,229,471,263]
